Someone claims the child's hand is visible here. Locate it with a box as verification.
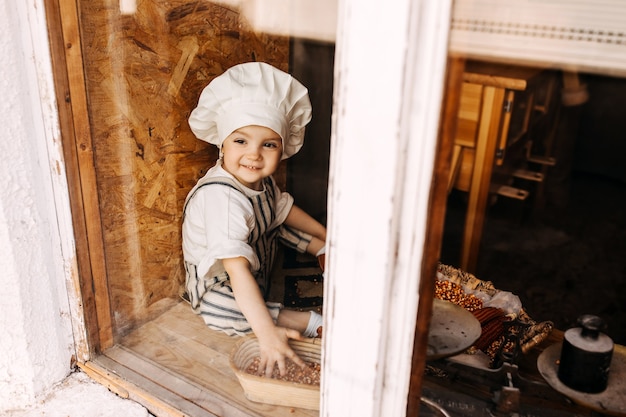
[256,326,306,377]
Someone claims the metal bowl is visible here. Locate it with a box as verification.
[427,299,482,360]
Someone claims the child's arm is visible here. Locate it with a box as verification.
[222,256,306,376]
[284,204,327,256]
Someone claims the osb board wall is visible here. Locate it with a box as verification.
[77,0,290,338]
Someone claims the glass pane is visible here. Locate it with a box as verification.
[433,2,626,415]
[77,0,332,338]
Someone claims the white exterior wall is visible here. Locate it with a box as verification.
[0,0,78,412]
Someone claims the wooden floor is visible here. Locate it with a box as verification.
[93,302,319,417]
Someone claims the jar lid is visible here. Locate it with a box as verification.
[564,315,613,353]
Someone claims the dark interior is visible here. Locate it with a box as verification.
[287,43,626,347]
[441,72,626,346]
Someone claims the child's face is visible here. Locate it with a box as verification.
[221,125,283,190]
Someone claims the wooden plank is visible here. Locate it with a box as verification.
[44,0,95,360]
[463,72,528,91]
[129,303,239,357]
[83,357,218,417]
[457,83,482,123]
[103,348,248,417]
[455,83,481,147]
[463,61,543,91]
[460,85,506,272]
[57,0,114,350]
[408,56,466,415]
[121,316,238,380]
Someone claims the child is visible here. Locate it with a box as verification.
[182,62,327,377]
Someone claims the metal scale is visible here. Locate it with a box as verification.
[420,300,626,417]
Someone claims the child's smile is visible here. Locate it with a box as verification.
[221,125,283,190]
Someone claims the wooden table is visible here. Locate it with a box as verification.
[449,61,557,272]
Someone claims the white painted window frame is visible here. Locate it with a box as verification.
[322,0,452,416]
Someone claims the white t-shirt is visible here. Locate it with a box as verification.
[182,161,293,282]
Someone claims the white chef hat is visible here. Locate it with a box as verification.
[188,62,312,160]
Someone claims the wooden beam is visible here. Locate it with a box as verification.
[48,0,114,351]
[460,85,506,272]
[407,56,465,415]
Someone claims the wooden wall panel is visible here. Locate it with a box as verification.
[77,0,290,338]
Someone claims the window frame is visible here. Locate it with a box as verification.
[44,0,453,415]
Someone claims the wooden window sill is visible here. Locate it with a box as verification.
[80,302,318,417]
